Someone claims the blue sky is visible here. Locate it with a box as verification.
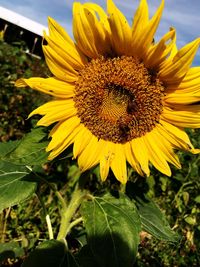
[1,0,200,64]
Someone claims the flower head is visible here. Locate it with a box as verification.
[16,0,200,183]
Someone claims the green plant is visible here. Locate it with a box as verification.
[0,39,199,267]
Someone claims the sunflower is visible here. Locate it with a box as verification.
[16,0,200,184]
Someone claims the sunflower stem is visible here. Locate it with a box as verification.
[66,217,83,234]
[57,185,86,241]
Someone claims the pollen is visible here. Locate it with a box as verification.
[74,56,165,143]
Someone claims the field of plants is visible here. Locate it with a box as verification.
[0,39,200,266]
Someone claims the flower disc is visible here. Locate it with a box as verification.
[74,56,165,143]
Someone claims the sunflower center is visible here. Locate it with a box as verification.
[74,56,165,143]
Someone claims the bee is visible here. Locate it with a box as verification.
[118,116,132,142]
[119,124,130,139]
[127,96,137,114]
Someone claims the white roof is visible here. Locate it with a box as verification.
[0,6,48,36]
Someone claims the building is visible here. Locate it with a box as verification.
[0,6,48,57]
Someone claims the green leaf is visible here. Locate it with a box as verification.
[2,128,49,165]
[184,216,196,225]
[0,140,19,158]
[77,245,97,267]
[0,161,36,212]
[22,240,79,267]
[0,242,24,263]
[80,193,141,267]
[135,196,180,242]
[194,195,200,203]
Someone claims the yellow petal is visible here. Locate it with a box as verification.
[162,105,200,128]
[132,0,164,58]
[47,116,80,152]
[107,0,132,55]
[143,130,171,176]
[83,3,112,55]
[48,18,87,66]
[159,38,200,83]
[131,137,150,176]
[77,135,102,172]
[124,142,144,176]
[181,66,200,82]
[159,120,198,153]
[99,141,115,181]
[132,0,149,39]
[164,92,200,105]
[152,126,181,168]
[29,100,74,116]
[73,126,92,158]
[34,101,76,127]
[73,3,110,58]
[167,66,200,91]
[73,2,97,58]
[158,43,178,72]
[15,77,75,98]
[167,42,178,60]
[145,27,176,68]
[110,143,127,184]
[48,124,81,160]
[43,45,77,82]
[83,3,110,33]
[48,17,74,46]
[44,33,85,70]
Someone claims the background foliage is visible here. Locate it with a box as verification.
[0,40,200,266]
